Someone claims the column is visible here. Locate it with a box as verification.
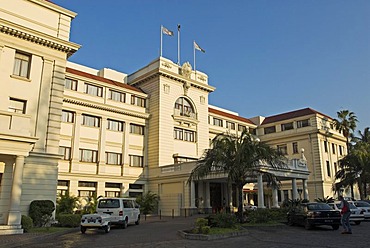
[205,182,211,208]
[7,156,25,226]
[190,180,196,208]
[292,178,298,199]
[97,117,107,174]
[71,113,82,164]
[257,173,265,208]
[272,186,279,208]
[302,179,309,200]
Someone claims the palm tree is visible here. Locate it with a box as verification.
[356,127,370,144]
[188,130,286,222]
[332,110,358,153]
[333,142,370,199]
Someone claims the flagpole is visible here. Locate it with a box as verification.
[177,24,180,65]
[193,40,196,76]
[160,25,163,57]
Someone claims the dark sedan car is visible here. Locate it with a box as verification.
[287,202,341,230]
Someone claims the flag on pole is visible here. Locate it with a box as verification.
[194,41,205,53]
[162,26,174,36]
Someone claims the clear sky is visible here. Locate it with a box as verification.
[53,0,370,133]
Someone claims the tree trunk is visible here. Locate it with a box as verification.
[237,182,244,223]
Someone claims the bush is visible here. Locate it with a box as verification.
[56,194,79,215]
[246,208,286,223]
[57,214,81,227]
[209,212,238,228]
[29,200,55,227]
[21,215,33,232]
[192,218,211,234]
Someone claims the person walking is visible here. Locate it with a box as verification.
[339,195,352,234]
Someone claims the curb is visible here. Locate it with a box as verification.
[177,229,249,241]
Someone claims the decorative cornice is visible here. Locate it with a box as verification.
[63,98,150,119]
[0,19,80,57]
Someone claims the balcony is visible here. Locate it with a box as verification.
[0,110,31,136]
[173,109,198,123]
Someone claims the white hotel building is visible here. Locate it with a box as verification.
[0,0,349,234]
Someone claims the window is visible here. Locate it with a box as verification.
[264,126,276,134]
[78,181,97,187]
[65,78,77,91]
[292,142,298,154]
[82,114,100,127]
[334,162,338,174]
[58,180,69,187]
[106,152,122,165]
[174,156,197,164]
[105,191,120,197]
[59,146,71,160]
[238,125,247,132]
[13,52,31,78]
[174,97,194,117]
[106,182,122,188]
[249,128,256,135]
[107,119,124,131]
[61,110,74,123]
[174,128,196,142]
[129,155,143,167]
[332,143,336,154]
[8,98,26,114]
[131,95,146,107]
[213,118,223,127]
[79,149,98,163]
[326,161,331,177]
[130,124,144,135]
[281,122,294,131]
[226,121,235,130]
[109,90,125,102]
[84,83,103,97]
[129,184,143,190]
[324,141,328,153]
[78,190,96,197]
[339,145,343,156]
[277,144,288,155]
[297,119,310,128]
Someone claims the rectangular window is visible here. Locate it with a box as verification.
[79,149,98,163]
[105,191,120,197]
[13,52,31,78]
[65,78,77,91]
[184,130,195,142]
[58,180,69,187]
[326,161,331,177]
[129,155,143,167]
[332,143,336,154]
[213,118,223,127]
[106,182,122,188]
[277,144,288,155]
[106,152,122,165]
[78,181,97,188]
[129,184,143,190]
[107,119,124,131]
[61,110,74,123]
[130,123,144,135]
[82,114,100,127]
[59,146,71,160]
[174,128,183,140]
[264,126,276,134]
[109,90,125,102]
[281,122,294,131]
[324,141,328,153]
[292,142,298,154]
[131,95,146,107]
[334,162,338,174]
[84,83,103,97]
[78,190,96,197]
[238,125,247,132]
[226,121,235,130]
[8,98,26,114]
[339,145,343,156]
[297,119,310,128]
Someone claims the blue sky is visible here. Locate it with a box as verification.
[53,0,370,133]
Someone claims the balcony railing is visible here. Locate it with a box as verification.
[0,110,31,136]
[173,108,197,120]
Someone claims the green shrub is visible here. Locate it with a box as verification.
[211,212,238,228]
[57,214,81,227]
[29,200,55,227]
[56,194,79,215]
[21,215,33,232]
[192,218,211,234]
[246,208,286,223]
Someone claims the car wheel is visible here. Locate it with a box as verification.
[80,226,87,234]
[287,216,294,226]
[105,224,111,233]
[135,216,140,225]
[122,219,128,229]
[332,225,339,230]
[304,219,312,230]
[354,221,361,225]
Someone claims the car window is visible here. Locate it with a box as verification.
[355,202,370,207]
[98,199,120,208]
[123,200,133,208]
[307,203,332,210]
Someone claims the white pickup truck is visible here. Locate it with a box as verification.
[80,213,112,234]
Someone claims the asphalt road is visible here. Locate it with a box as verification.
[2,216,370,248]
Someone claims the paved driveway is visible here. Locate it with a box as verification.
[2,215,370,248]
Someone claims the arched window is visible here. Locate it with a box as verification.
[174,97,195,117]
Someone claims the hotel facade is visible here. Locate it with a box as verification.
[0,0,350,234]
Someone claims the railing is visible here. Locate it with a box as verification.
[173,109,197,120]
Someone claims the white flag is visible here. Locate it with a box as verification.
[162,26,174,36]
[194,41,205,53]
